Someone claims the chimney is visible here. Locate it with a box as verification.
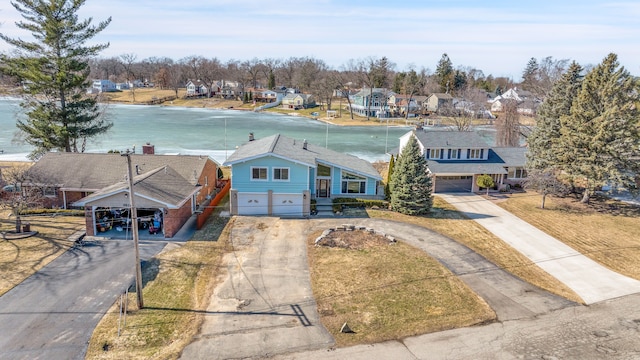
[135,164,139,175]
[303,139,308,150]
[249,132,255,141]
[142,142,155,154]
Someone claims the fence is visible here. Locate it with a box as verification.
[196,179,230,230]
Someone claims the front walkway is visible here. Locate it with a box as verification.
[438,193,640,304]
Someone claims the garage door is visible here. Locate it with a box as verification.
[237,193,269,215]
[435,176,473,193]
[272,194,303,216]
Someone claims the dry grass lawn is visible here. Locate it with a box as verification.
[85,198,232,360]
[367,197,583,303]
[308,229,495,347]
[0,212,85,296]
[496,192,640,280]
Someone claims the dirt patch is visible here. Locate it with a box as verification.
[316,229,392,250]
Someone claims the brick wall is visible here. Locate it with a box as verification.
[164,200,193,238]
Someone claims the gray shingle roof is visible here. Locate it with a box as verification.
[73,165,199,208]
[224,134,381,180]
[28,152,217,190]
[413,130,490,149]
[427,148,526,175]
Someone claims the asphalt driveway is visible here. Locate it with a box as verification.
[0,239,167,360]
[438,193,640,304]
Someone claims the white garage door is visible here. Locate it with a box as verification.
[272,194,303,216]
[237,193,269,215]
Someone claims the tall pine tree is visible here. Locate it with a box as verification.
[390,135,433,215]
[558,53,640,203]
[0,0,112,159]
[527,61,584,171]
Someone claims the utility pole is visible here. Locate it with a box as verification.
[122,152,144,309]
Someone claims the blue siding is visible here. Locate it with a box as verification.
[231,156,310,193]
[309,167,316,194]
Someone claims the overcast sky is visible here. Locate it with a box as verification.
[1,0,639,79]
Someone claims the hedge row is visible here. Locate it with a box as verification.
[20,209,85,216]
[331,198,388,212]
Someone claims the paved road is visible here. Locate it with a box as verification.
[277,292,640,359]
[179,217,334,359]
[0,239,167,360]
[438,193,640,304]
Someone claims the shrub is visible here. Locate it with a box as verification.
[331,198,388,212]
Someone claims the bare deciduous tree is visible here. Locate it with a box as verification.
[495,99,521,146]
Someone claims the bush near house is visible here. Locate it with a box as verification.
[332,198,388,212]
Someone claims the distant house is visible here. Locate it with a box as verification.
[220,81,244,100]
[350,88,394,117]
[224,133,383,216]
[88,79,116,94]
[254,89,279,103]
[425,93,453,113]
[281,93,316,109]
[489,87,539,115]
[398,129,527,193]
[186,80,208,97]
[388,95,419,117]
[25,150,220,238]
[115,82,130,90]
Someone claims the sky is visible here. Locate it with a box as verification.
[1,0,639,79]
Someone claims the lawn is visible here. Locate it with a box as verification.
[308,228,495,347]
[495,192,640,280]
[367,197,583,303]
[0,212,85,296]
[85,197,232,360]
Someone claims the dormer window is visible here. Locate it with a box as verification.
[429,149,441,159]
[469,149,482,159]
[450,149,459,159]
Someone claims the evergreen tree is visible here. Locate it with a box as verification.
[558,53,640,203]
[384,154,395,200]
[521,57,539,91]
[390,135,433,215]
[268,69,276,89]
[435,53,453,93]
[0,0,113,159]
[527,61,583,171]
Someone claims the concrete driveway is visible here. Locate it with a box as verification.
[0,239,167,360]
[438,193,640,304]
[179,217,334,359]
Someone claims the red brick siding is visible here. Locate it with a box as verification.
[84,207,95,236]
[163,200,193,238]
[195,160,218,206]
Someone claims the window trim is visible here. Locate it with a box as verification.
[272,167,290,182]
[250,166,268,181]
[450,149,459,159]
[340,171,367,194]
[469,149,482,159]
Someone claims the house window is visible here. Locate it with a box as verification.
[317,164,331,177]
[341,172,366,194]
[429,149,441,159]
[469,149,482,159]
[273,167,290,181]
[43,187,57,197]
[450,149,459,159]
[508,168,528,178]
[251,167,268,181]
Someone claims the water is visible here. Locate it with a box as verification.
[0,97,414,164]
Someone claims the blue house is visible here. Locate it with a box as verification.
[224,133,383,216]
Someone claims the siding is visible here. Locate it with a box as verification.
[231,156,310,193]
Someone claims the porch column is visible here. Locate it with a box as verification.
[302,190,310,217]
[268,190,273,216]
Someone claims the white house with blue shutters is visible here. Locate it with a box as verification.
[224,133,383,216]
[398,129,527,193]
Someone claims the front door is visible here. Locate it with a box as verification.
[317,179,330,198]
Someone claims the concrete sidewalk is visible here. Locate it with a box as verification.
[438,193,640,304]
